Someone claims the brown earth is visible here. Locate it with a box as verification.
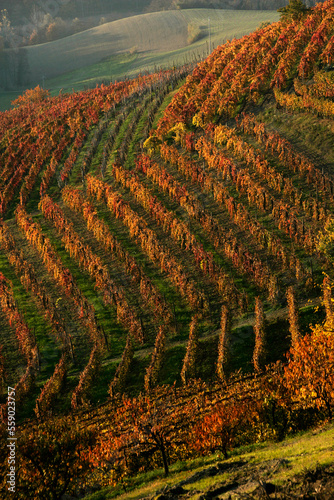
[148,461,334,499]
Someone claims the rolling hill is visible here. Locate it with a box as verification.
[0,0,334,498]
[0,9,279,100]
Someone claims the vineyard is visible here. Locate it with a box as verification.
[1,1,334,498]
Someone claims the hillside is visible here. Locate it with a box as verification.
[0,0,334,498]
[84,421,334,498]
[0,9,279,94]
[0,0,323,24]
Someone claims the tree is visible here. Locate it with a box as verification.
[123,394,174,476]
[11,85,50,108]
[192,400,248,459]
[46,17,67,41]
[278,0,310,21]
[284,323,334,419]
[28,29,40,45]
[30,4,46,28]
[17,417,97,499]
[0,9,14,47]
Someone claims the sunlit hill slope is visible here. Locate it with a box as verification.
[0,0,334,498]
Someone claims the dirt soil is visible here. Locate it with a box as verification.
[147,461,334,499]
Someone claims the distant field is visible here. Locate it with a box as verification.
[0,91,23,112]
[0,9,279,110]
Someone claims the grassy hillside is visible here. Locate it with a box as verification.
[84,421,334,499]
[0,9,279,111]
[0,0,334,497]
[25,8,278,79]
[43,8,279,91]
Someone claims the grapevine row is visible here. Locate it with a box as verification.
[109,335,134,399]
[113,161,244,301]
[181,315,199,385]
[0,272,38,367]
[35,354,68,419]
[0,221,71,349]
[39,195,144,343]
[134,156,274,296]
[275,87,334,119]
[15,205,104,347]
[86,174,207,312]
[297,10,334,79]
[212,123,327,228]
[195,133,316,252]
[160,143,304,280]
[71,343,103,410]
[0,272,39,415]
[295,71,334,99]
[237,112,334,202]
[62,186,172,324]
[144,326,166,393]
[271,7,326,89]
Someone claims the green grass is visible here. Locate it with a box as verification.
[151,87,181,129]
[83,421,334,499]
[44,53,139,95]
[0,91,22,113]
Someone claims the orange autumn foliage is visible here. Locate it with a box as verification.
[284,324,334,418]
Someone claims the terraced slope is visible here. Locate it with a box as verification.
[0,1,334,498]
